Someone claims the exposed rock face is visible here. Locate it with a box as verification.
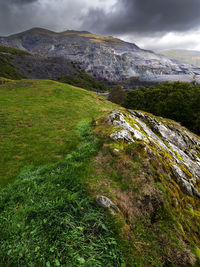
[1,28,200,86]
[102,109,200,199]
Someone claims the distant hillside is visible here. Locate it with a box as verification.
[0,45,109,91]
[159,49,200,67]
[0,45,77,80]
[0,46,27,79]
[1,27,200,86]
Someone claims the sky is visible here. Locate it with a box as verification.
[1,0,200,51]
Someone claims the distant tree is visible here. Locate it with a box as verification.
[108,85,127,105]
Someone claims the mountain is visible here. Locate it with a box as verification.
[159,49,200,68]
[0,79,200,265]
[1,28,200,87]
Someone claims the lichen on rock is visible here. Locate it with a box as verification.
[93,108,200,264]
[92,108,200,267]
[102,109,200,199]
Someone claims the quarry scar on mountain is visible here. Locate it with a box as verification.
[1,28,200,87]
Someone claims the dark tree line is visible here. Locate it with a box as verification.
[59,71,110,92]
[123,82,200,135]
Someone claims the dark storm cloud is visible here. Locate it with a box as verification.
[1,0,200,50]
[82,0,200,35]
[9,0,38,4]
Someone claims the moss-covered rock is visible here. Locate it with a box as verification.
[91,109,200,266]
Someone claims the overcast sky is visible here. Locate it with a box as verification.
[1,0,200,51]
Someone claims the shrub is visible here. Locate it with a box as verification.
[108,86,127,105]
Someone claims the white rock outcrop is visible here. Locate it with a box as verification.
[104,109,200,198]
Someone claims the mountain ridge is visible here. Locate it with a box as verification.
[1,27,200,87]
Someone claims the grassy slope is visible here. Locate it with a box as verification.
[1,79,199,266]
[0,79,117,185]
[0,122,123,266]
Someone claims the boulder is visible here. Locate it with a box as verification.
[96,195,118,211]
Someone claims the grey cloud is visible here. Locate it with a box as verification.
[9,0,38,4]
[82,0,200,35]
[1,0,200,51]
[0,0,39,35]
[0,0,85,36]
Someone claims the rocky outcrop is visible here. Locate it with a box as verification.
[93,109,200,264]
[1,28,200,86]
[101,109,200,199]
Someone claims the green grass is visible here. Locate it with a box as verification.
[0,79,117,185]
[0,122,123,266]
[0,46,31,56]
